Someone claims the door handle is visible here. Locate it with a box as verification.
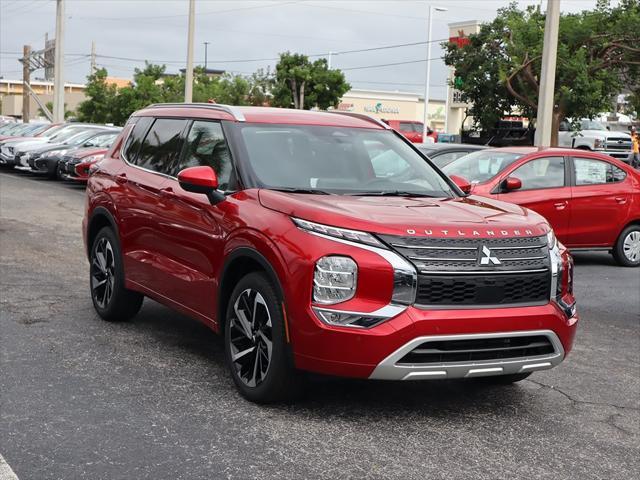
[160,187,177,199]
[554,201,568,210]
[615,197,627,204]
[115,173,128,185]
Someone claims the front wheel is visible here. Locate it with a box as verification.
[224,272,301,403]
[613,225,640,267]
[90,227,143,321]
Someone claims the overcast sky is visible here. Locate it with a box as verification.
[1,0,607,100]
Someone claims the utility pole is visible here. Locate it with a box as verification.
[328,51,333,69]
[91,41,96,75]
[22,45,31,123]
[53,0,65,123]
[184,0,196,103]
[422,6,447,142]
[535,0,560,147]
[203,41,210,70]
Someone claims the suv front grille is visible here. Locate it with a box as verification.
[605,137,632,152]
[397,335,555,365]
[378,234,551,307]
[416,271,549,306]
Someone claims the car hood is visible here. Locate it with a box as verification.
[258,190,550,238]
[69,147,108,159]
[11,139,59,152]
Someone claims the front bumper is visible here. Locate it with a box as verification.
[292,302,578,380]
[598,149,632,162]
[31,156,61,175]
[0,150,16,165]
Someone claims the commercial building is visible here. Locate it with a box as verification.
[336,89,447,131]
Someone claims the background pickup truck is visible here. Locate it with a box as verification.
[559,119,633,163]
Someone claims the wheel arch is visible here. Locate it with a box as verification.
[218,247,285,335]
[86,206,119,259]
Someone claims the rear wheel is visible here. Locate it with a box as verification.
[613,225,640,267]
[90,227,143,321]
[224,272,301,403]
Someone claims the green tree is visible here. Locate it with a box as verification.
[443,0,640,144]
[77,68,118,123]
[272,52,350,109]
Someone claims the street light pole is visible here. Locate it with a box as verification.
[53,0,65,122]
[422,6,447,142]
[535,0,561,147]
[184,0,196,103]
[204,41,210,70]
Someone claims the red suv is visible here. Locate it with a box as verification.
[382,120,438,143]
[83,104,577,403]
[443,147,640,267]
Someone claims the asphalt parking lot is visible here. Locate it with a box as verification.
[1,169,638,480]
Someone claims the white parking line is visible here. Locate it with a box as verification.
[0,454,19,480]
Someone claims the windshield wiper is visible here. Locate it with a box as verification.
[270,187,333,195]
[348,190,436,197]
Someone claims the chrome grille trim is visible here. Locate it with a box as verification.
[369,330,565,380]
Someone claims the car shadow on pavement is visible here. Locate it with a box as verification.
[571,251,617,267]
[128,300,538,417]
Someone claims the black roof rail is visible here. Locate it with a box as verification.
[146,103,246,122]
[327,110,391,129]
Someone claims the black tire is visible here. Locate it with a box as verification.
[224,272,301,403]
[612,225,640,267]
[90,226,143,322]
[474,372,531,385]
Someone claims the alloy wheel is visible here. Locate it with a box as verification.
[623,231,640,263]
[91,237,115,309]
[229,288,273,388]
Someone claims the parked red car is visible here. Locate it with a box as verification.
[443,147,640,266]
[382,119,438,143]
[84,105,577,403]
[59,147,107,182]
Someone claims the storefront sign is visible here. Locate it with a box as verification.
[364,102,400,114]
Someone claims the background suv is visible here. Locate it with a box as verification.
[84,104,577,403]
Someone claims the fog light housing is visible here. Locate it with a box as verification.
[313,256,357,305]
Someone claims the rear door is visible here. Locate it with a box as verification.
[497,156,572,240]
[153,120,236,321]
[117,117,189,294]
[566,156,631,247]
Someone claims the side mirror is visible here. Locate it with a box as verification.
[450,174,472,194]
[504,176,522,192]
[177,166,224,205]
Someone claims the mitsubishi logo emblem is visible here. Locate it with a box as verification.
[479,245,501,265]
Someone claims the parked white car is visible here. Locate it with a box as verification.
[558,119,633,163]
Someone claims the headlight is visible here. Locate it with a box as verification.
[46,149,66,157]
[593,138,604,149]
[293,217,383,247]
[81,154,104,164]
[313,256,357,304]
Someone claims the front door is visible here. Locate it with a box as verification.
[497,156,572,241]
[153,120,235,323]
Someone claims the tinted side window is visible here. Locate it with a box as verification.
[511,157,565,190]
[432,151,470,168]
[172,121,233,190]
[574,158,626,185]
[123,116,153,162]
[399,122,414,132]
[136,118,187,174]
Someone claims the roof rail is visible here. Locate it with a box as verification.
[327,111,391,129]
[146,103,246,122]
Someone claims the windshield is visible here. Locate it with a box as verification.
[443,150,524,184]
[0,123,23,134]
[39,124,66,139]
[234,124,455,197]
[86,132,119,147]
[49,127,95,143]
[63,129,105,146]
[580,120,606,131]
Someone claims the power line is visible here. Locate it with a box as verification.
[341,56,445,72]
[71,0,298,21]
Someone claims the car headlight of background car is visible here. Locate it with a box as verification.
[45,149,67,157]
[80,154,104,164]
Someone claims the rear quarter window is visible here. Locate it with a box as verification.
[123,116,153,163]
